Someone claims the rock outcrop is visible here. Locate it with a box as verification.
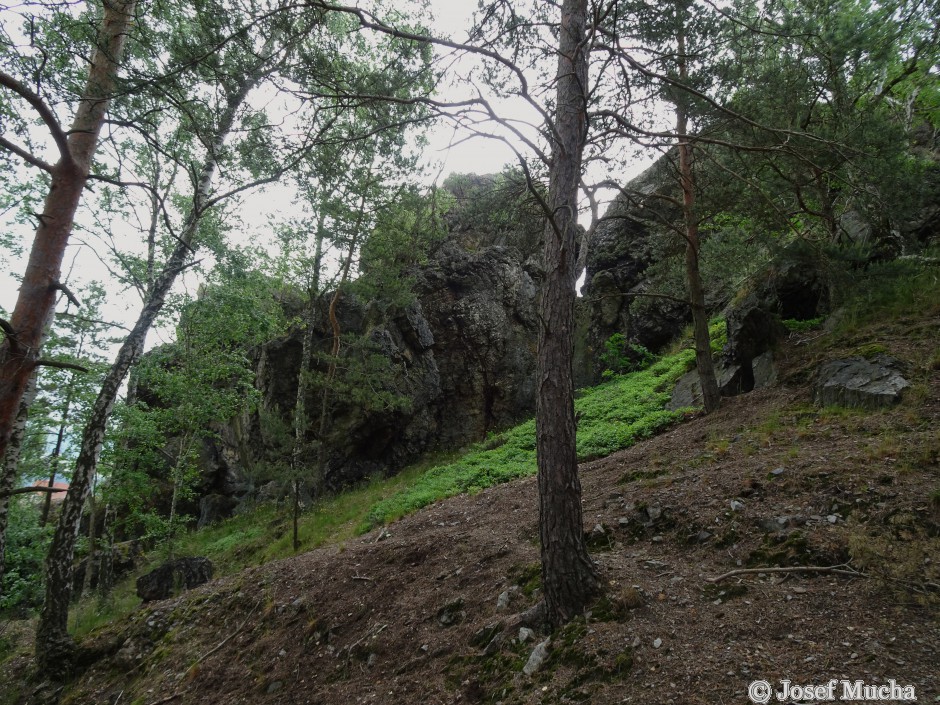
[577,159,691,385]
[666,350,778,410]
[192,222,541,504]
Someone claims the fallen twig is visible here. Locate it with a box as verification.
[351,575,374,582]
[185,598,261,675]
[144,694,182,705]
[707,564,864,583]
[343,623,389,658]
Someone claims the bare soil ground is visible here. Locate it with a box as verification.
[5,322,939,705]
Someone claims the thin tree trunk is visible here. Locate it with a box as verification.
[312,189,370,499]
[166,432,195,561]
[0,0,137,463]
[35,65,265,678]
[537,0,602,628]
[97,503,114,598]
[42,383,76,526]
[291,206,328,551]
[675,9,720,413]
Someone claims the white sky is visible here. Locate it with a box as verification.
[0,0,649,338]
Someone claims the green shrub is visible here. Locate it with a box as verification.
[599,334,656,378]
[1,498,52,615]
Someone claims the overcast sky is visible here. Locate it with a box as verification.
[1,1,648,337]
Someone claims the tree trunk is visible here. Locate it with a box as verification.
[0,0,137,464]
[314,204,366,483]
[35,65,264,679]
[37,314,152,675]
[97,503,115,598]
[537,0,602,628]
[290,204,328,551]
[166,433,194,561]
[42,385,75,526]
[675,9,720,413]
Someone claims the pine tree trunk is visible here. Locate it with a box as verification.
[0,0,137,464]
[675,11,720,413]
[537,0,602,628]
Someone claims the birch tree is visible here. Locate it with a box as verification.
[31,1,436,673]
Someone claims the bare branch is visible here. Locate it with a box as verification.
[57,312,132,333]
[51,282,81,308]
[34,359,90,373]
[0,136,54,172]
[707,564,864,583]
[0,70,71,162]
[0,485,67,499]
[295,0,561,147]
[593,39,839,149]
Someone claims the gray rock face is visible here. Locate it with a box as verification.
[814,355,910,409]
[577,179,691,385]
[721,242,829,393]
[195,235,541,499]
[198,494,237,528]
[724,293,788,385]
[136,557,213,602]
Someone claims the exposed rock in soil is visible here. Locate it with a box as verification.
[814,355,911,409]
[666,351,778,410]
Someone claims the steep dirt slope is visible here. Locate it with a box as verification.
[8,320,940,705]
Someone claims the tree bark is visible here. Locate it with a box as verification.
[675,7,720,413]
[0,0,137,464]
[80,489,98,599]
[537,0,602,628]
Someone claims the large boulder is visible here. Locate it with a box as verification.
[665,351,778,410]
[814,355,910,409]
[721,242,830,392]
[136,557,213,602]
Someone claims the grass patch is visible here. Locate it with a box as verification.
[832,258,940,335]
[360,345,697,530]
[782,317,823,332]
[172,462,446,572]
[70,585,140,640]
